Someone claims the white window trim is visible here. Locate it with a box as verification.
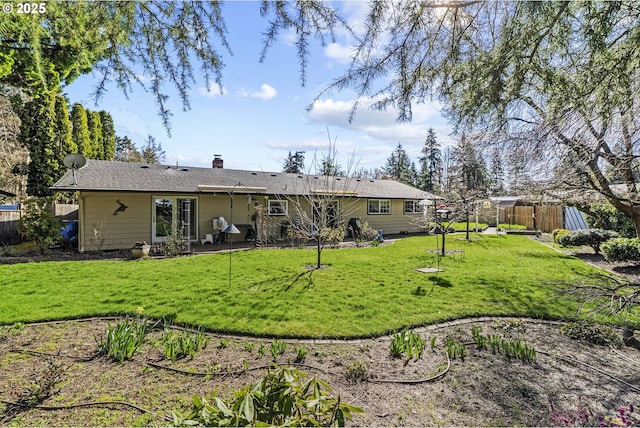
[368,199,391,215]
[268,199,288,216]
[404,200,422,215]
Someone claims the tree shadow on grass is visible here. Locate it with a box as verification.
[428,276,453,288]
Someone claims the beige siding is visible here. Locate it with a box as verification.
[78,192,428,251]
[199,194,255,243]
[79,192,151,251]
[349,199,425,234]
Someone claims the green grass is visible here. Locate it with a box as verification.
[0,235,609,338]
[448,222,528,231]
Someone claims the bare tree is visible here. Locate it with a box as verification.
[276,140,359,269]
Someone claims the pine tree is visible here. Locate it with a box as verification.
[99,111,116,160]
[384,143,416,186]
[114,136,143,162]
[70,103,91,158]
[417,128,442,192]
[140,135,166,164]
[451,136,487,194]
[282,151,305,173]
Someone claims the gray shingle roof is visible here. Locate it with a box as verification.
[51,160,437,200]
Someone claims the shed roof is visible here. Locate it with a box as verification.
[51,160,437,200]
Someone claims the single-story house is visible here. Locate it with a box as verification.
[51,159,438,252]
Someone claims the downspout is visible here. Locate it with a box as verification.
[79,194,85,253]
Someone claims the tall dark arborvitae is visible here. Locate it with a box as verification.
[18,93,63,196]
[99,111,116,160]
[384,143,416,186]
[70,103,91,158]
[87,110,104,159]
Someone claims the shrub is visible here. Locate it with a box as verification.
[344,360,368,382]
[560,320,623,348]
[321,225,346,248]
[173,364,363,426]
[601,238,640,263]
[585,202,636,238]
[17,197,63,254]
[557,229,619,254]
[552,229,571,244]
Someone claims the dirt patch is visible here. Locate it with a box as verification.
[1,317,639,426]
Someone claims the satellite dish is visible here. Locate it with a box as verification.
[63,153,87,185]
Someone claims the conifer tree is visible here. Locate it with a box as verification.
[384,143,416,186]
[99,111,116,160]
[70,103,91,158]
[87,110,104,159]
[417,128,442,192]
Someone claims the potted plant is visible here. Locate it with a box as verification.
[131,241,151,258]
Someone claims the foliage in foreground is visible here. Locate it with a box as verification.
[173,364,363,427]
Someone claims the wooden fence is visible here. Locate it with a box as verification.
[502,205,564,232]
[0,210,20,244]
[0,203,78,245]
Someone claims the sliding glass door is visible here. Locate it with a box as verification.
[152,197,197,242]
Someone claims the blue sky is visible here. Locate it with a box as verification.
[63,1,454,173]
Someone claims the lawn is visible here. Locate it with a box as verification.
[0,234,608,338]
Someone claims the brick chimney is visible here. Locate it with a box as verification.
[212,154,223,169]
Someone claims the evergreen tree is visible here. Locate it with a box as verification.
[384,143,416,186]
[99,111,116,160]
[451,136,487,194]
[114,136,143,162]
[417,128,442,192]
[70,103,91,158]
[318,156,344,177]
[488,146,505,196]
[282,151,305,173]
[140,135,166,164]
[87,110,104,159]
[53,94,75,157]
[18,93,63,196]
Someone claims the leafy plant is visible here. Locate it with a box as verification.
[173,364,363,427]
[270,339,288,361]
[560,320,623,348]
[162,328,209,362]
[389,329,425,360]
[294,345,308,363]
[585,202,636,238]
[257,343,267,359]
[243,341,254,352]
[17,197,63,254]
[344,360,368,383]
[96,317,148,363]
[218,338,231,349]
[445,337,466,360]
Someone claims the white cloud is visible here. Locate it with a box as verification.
[324,43,355,63]
[307,97,455,149]
[197,85,227,97]
[240,84,278,100]
[110,108,151,141]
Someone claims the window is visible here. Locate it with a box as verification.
[268,200,288,216]
[404,200,422,214]
[368,199,391,215]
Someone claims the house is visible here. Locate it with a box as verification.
[51,159,438,252]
